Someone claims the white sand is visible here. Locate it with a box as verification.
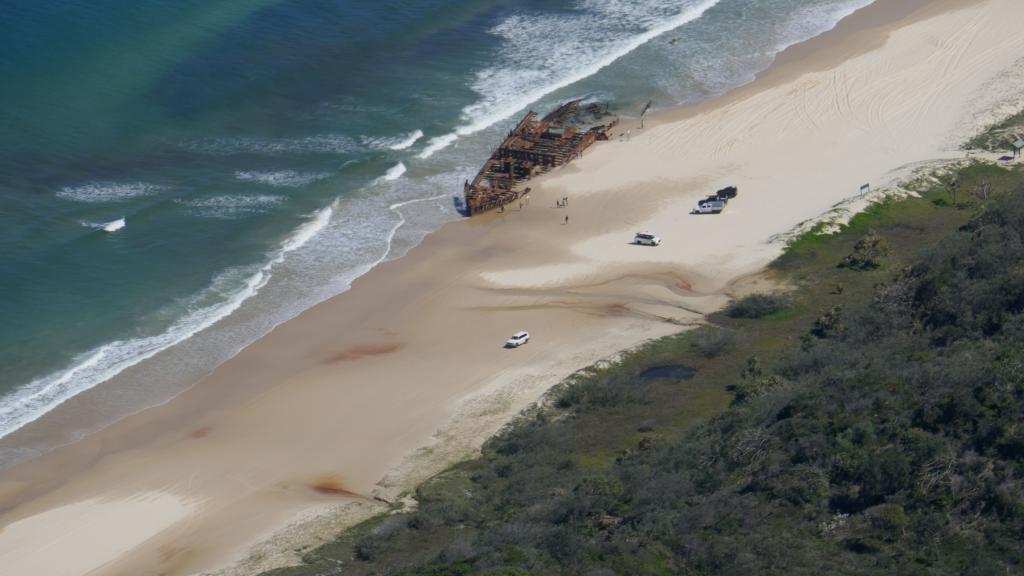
[0,492,193,576]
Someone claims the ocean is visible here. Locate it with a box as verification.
[0,0,873,464]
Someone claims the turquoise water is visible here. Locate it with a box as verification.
[0,0,873,463]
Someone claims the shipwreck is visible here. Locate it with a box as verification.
[463,100,618,215]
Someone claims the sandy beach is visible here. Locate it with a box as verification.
[4,0,1024,574]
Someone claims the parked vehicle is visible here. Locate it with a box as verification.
[692,199,726,214]
[633,232,662,246]
[716,186,738,200]
[505,331,530,348]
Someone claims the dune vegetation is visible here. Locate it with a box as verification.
[266,159,1024,575]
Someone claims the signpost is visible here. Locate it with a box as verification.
[640,100,652,129]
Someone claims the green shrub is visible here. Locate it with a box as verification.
[810,305,844,338]
[840,230,889,269]
[725,293,789,318]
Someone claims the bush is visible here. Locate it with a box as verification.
[810,305,844,338]
[726,293,789,318]
[840,230,889,270]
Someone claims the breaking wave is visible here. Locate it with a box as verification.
[102,217,125,232]
[363,129,424,151]
[0,203,335,441]
[381,162,407,182]
[418,0,722,158]
[80,217,127,232]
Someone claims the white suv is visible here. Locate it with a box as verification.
[505,331,530,348]
[634,232,661,246]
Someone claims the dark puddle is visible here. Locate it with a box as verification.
[638,365,697,382]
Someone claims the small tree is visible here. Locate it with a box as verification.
[811,305,844,338]
[732,356,786,403]
[972,179,992,201]
[947,177,959,206]
[840,230,889,270]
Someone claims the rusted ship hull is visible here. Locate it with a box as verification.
[463,100,618,215]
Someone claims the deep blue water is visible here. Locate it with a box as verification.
[0,0,873,462]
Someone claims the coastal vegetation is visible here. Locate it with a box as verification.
[265,162,1024,576]
[725,293,789,319]
[966,109,1024,153]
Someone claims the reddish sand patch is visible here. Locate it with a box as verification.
[325,343,403,364]
[189,426,212,438]
[309,476,363,499]
[603,303,631,316]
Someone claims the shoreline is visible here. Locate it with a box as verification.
[5,1,1024,574]
[0,0,927,466]
[0,0,888,462]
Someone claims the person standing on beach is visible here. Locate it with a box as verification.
[565,215,569,225]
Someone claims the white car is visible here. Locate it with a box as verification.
[505,331,530,348]
[634,232,661,246]
[692,200,725,214]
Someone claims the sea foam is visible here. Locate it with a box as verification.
[58,182,164,203]
[0,202,336,441]
[80,217,127,232]
[177,194,285,219]
[774,0,875,53]
[186,134,358,156]
[418,0,723,158]
[382,162,407,182]
[2,169,467,442]
[102,218,125,232]
[363,130,424,151]
[234,170,330,187]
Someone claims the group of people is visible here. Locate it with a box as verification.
[500,193,568,224]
